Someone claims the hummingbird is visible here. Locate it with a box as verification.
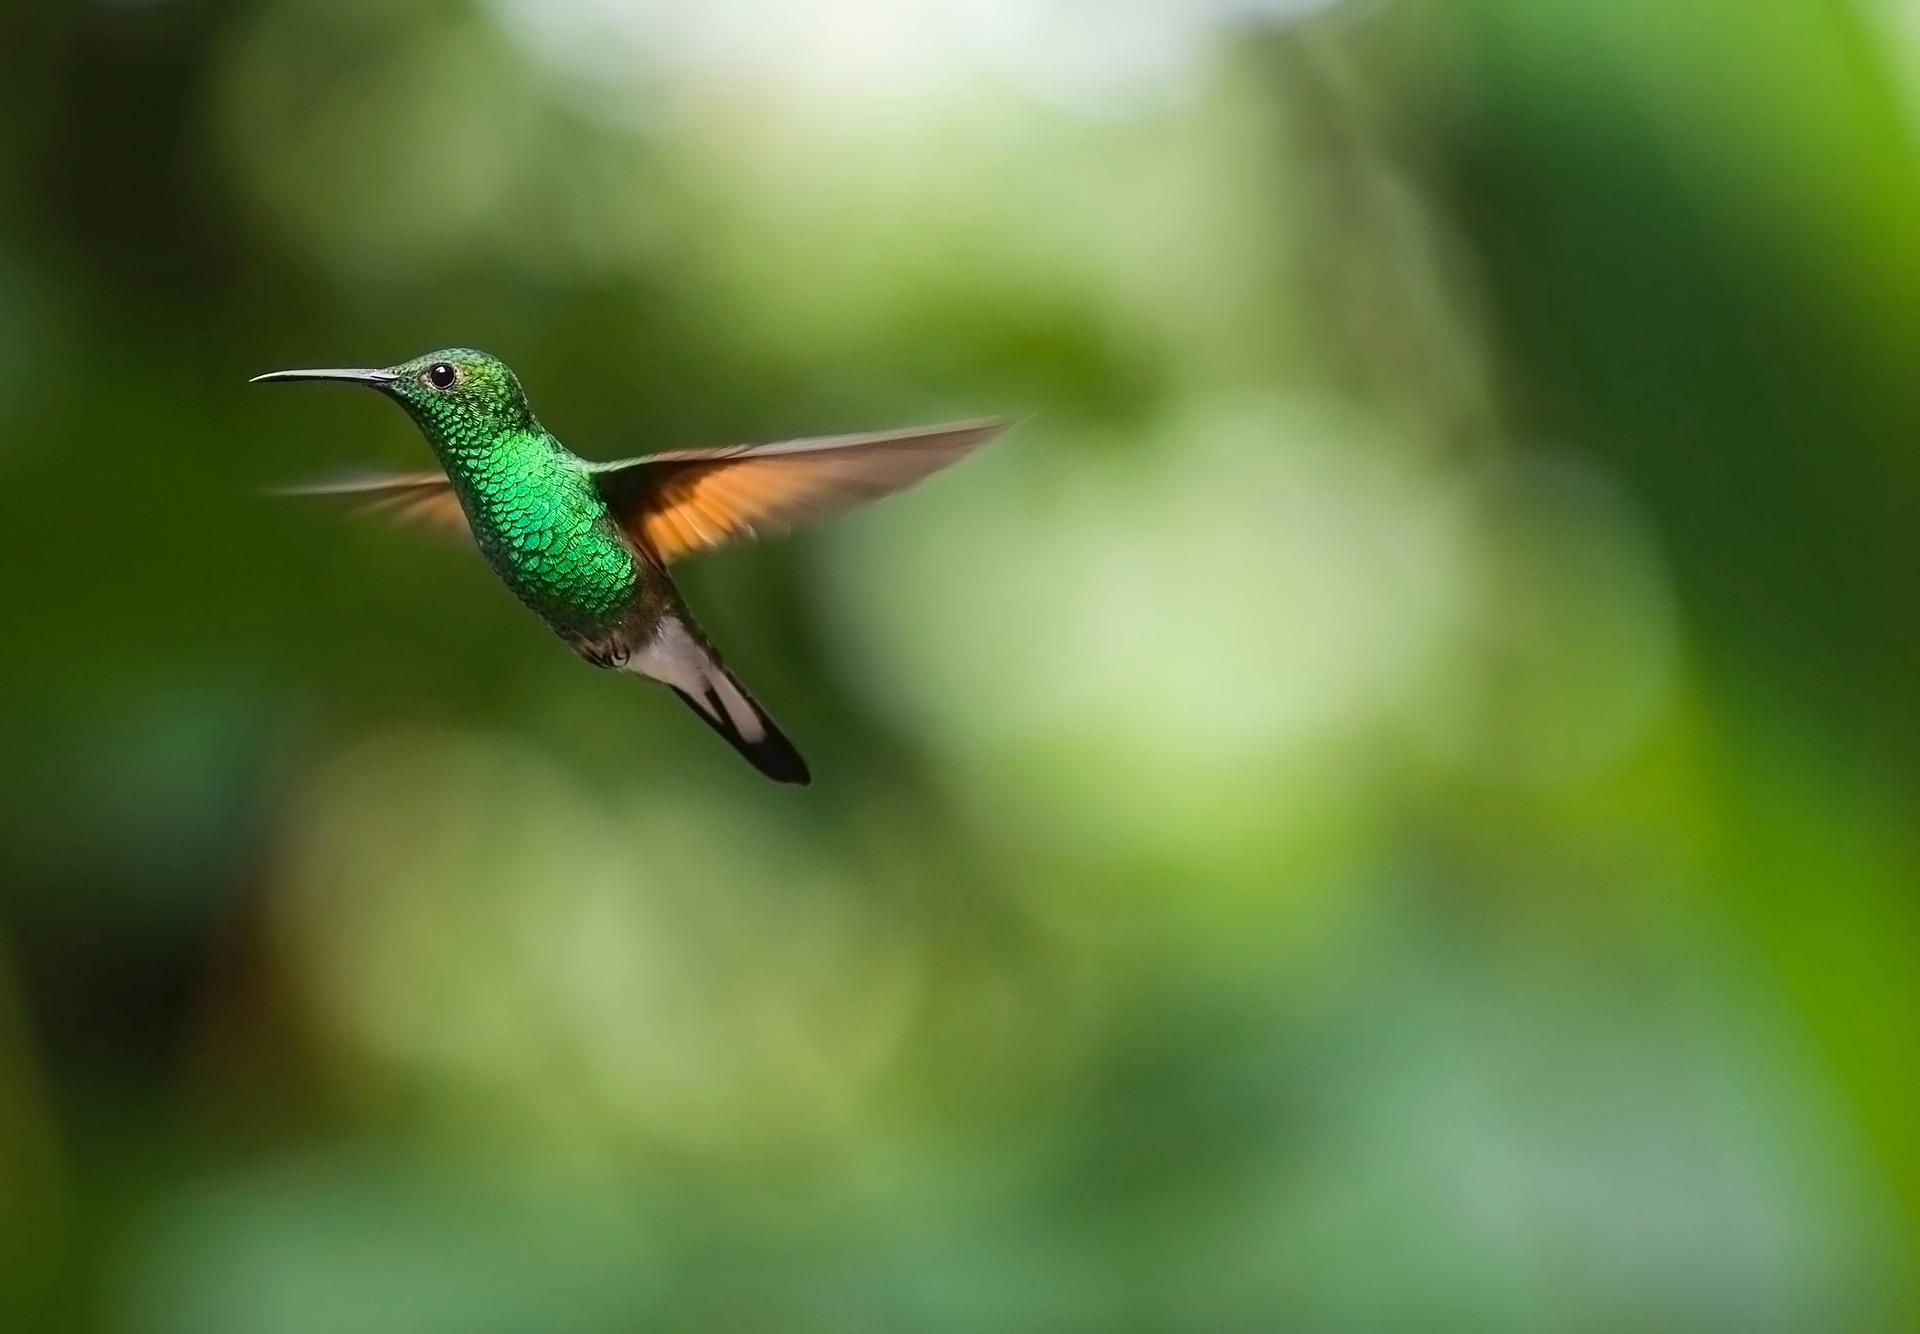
[255,348,1010,786]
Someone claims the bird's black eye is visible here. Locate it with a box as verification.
[426,362,458,390]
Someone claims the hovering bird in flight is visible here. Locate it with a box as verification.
[256,348,1009,785]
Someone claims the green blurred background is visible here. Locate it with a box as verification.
[4,0,1920,1329]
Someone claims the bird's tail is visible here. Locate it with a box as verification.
[632,616,811,786]
[669,662,811,786]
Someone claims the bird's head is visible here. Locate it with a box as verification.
[253,348,535,450]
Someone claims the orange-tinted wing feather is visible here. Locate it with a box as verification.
[592,418,1012,563]
[270,472,470,538]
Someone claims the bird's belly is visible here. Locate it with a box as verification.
[479,514,640,637]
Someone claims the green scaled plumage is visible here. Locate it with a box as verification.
[256,348,1012,786]
[384,352,644,639]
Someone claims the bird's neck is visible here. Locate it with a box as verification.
[433,420,555,464]
[432,425,587,514]
[413,405,549,461]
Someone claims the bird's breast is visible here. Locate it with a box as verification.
[464,468,640,634]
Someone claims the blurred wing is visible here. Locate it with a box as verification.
[593,418,1012,563]
[269,471,470,537]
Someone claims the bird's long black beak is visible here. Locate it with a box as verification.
[250,368,399,387]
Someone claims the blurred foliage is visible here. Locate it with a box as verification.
[2,0,1919,1330]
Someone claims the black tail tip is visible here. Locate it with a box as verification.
[751,734,813,786]
[670,685,813,786]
